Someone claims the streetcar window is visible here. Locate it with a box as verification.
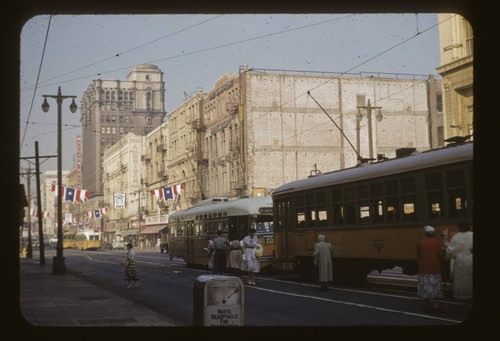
[370,182,383,197]
[317,209,328,227]
[427,191,444,219]
[344,187,355,200]
[446,169,465,187]
[426,173,443,190]
[306,193,315,205]
[316,191,326,204]
[359,201,370,223]
[403,195,416,220]
[448,189,467,218]
[371,199,384,223]
[384,179,398,196]
[296,195,304,206]
[296,209,306,228]
[332,203,344,225]
[357,185,368,199]
[332,189,342,202]
[401,177,415,193]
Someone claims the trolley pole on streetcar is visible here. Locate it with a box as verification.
[41,86,78,275]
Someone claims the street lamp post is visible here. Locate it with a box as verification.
[42,86,77,275]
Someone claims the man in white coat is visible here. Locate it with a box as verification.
[313,234,333,291]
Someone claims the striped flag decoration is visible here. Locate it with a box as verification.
[51,184,90,203]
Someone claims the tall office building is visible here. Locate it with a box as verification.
[79,64,166,198]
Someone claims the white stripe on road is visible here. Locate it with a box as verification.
[262,277,419,300]
[250,285,462,324]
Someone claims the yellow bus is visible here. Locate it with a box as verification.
[169,196,274,269]
[76,230,103,250]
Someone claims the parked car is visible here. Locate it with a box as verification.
[112,238,125,250]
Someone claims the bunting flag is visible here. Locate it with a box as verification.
[162,187,174,200]
[86,208,108,219]
[152,184,184,202]
[51,184,90,203]
[30,209,51,218]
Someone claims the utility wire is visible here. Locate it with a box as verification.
[245,14,451,129]
[26,15,224,90]
[23,14,357,91]
[21,15,52,148]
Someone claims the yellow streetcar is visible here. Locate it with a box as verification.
[76,229,103,250]
[62,231,76,249]
[272,143,473,282]
[168,196,274,269]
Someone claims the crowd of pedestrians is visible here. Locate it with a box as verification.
[121,220,472,314]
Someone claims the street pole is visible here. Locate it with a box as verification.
[356,99,382,161]
[26,165,32,259]
[42,86,77,275]
[20,152,57,266]
[35,141,45,266]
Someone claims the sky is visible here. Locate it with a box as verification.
[19,13,442,184]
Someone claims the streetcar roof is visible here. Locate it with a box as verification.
[169,196,273,220]
[273,143,473,196]
[76,229,101,235]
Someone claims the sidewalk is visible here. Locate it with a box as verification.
[19,256,179,327]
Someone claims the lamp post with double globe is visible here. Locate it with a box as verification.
[41,86,77,275]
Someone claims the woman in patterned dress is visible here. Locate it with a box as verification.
[416,225,444,312]
[226,240,242,275]
[124,243,140,288]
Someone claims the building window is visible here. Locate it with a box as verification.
[436,93,443,112]
[463,19,473,57]
[146,92,151,111]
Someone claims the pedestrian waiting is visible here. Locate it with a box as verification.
[212,230,229,275]
[446,219,473,312]
[241,228,261,285]
[416,225,444,313]
[226,239,242,276]
[313,234,333,291]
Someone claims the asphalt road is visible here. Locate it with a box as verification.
[42,247,470,326]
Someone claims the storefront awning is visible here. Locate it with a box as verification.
[141,224,167,234]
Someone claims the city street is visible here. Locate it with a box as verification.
[20,247,471,327]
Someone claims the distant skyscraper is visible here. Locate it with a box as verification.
[80,64,166,197]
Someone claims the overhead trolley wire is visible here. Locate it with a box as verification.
[23,14,357,92]
[23,14,225,91]
[244,14,452,131]
[20,15,52,149]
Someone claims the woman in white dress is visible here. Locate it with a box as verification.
[240,228,261,285]
[446,220,473,310]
